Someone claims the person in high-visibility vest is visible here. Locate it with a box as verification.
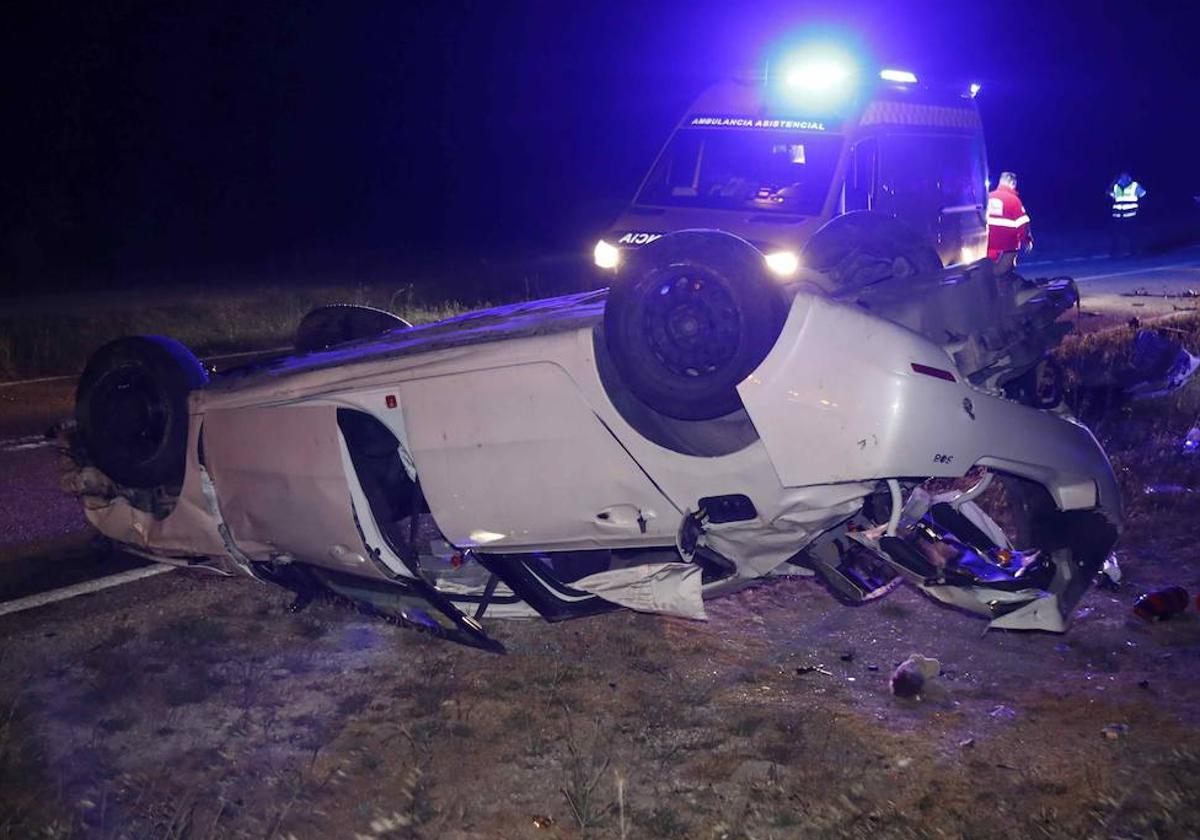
[1108,172,1147,256]
[986,171,1033,261]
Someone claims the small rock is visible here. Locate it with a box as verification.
[894,756,913,769]
[1102,723,1129,740]
[840,651,855,662]
[958,737,976,749]
[866,664,880,672]
[890,654,941,699]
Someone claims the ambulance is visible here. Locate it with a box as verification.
[595,55,988,278]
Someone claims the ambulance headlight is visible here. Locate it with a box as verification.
[593,239,620,270]
[764,250,800,277]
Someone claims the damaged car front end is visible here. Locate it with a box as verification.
[63,228,1120,651]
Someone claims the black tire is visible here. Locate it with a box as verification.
[75,336,208,489]
[603,230,788,421]
[295,304,412,353]
[801,211,942,292]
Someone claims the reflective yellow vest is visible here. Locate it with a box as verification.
[1111,181,1144,219]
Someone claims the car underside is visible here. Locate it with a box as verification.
[63,222,1120,652]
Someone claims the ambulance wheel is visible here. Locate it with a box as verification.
[295,304,412,353]
[801,211,942,291]
[75,336,208,489]
[603,230,788,421]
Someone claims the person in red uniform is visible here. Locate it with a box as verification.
[986,171,1033,261]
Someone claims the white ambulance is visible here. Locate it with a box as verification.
[595,59,989,283]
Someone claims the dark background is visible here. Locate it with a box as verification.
[3,0,1198,294]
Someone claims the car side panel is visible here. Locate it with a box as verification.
[397,361,678,551]
[202,404,391,579]
[739,293,1120,521]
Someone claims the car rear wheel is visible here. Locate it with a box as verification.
[75,336,208,489]
[294,304,412,353]
[603,230,788,420]
[801,210,942,292]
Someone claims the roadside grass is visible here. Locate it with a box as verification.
[0,282,483,381]
[1053,310,1200,529]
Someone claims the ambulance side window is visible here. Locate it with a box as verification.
[877,134,983,213]
[845,139,876,212]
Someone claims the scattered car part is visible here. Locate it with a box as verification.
[1132,586,1189,621]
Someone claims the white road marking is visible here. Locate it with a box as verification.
[1074,262,1200,283]
[0,435,53,453]
[0,346,290,389]
[0,374,75,389]
[0,563,176,618]
[1021,253,1107,268]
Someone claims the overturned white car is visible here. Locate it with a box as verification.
[65,229,1120,652]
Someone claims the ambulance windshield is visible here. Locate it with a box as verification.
[636,129,843,216]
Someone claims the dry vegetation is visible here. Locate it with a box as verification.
[0,282,482,381]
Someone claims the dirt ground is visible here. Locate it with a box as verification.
[3,313,1200,839]
[2,502,1199,840]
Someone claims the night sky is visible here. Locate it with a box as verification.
[3,0,1198,293]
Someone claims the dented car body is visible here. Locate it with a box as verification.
[66,231,1120,651]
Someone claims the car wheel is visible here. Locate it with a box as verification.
[801,210,942,292]
[294,304,412,353]
[603,230,788,421]
[75,336,208,489]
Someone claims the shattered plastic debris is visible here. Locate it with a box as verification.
[890,654,940,699]
[989,704,1018,721]
[1098,553,1122,589]
[1143,484,1198,496]
[1102,723,1129,740]
[1132,586,1190,621]
[1125,331,1200,399]
[1183,426,1200,455]
[1081,329,1200,402]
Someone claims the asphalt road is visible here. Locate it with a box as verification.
[1025,243,1200,321]
[2,246,1199,610]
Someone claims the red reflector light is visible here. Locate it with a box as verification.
[910,362,957,382]
[385,394,398,409]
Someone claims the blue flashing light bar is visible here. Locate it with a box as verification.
[969,82,982,97]
[879,68,918,84]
